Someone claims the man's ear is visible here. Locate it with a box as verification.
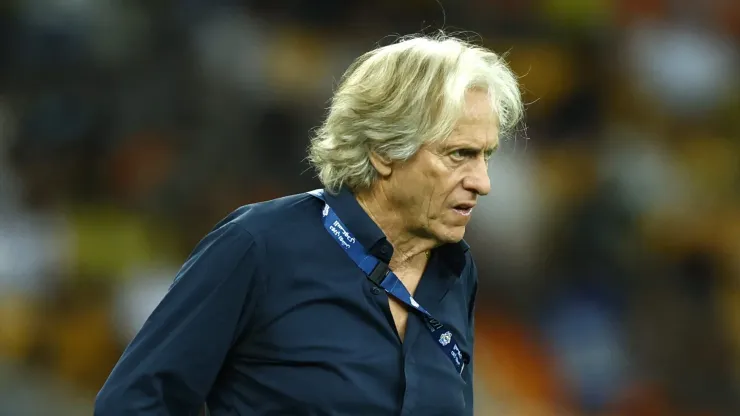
[368,152,393,178]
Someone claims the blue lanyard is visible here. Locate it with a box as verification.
[308,190,466,375]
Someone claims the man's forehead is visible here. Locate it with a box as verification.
[463,89,496,118]
[460,103,499,124]
[446,119,499,147]
[432,134,498,153]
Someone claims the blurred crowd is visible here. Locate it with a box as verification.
[0,0,739,415]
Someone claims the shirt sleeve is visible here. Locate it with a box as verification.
[463,259,478,416]
[95,223,264,416]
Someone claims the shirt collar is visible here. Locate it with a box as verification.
[322,186,470,276]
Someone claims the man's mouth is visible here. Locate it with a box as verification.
[452,203,476,216]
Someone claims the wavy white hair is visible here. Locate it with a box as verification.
[308,33,524,193]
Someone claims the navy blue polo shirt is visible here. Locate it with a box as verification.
[95,187,478,416]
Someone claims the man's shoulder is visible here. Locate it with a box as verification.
[217,191,322,238]
[463,249,478,296]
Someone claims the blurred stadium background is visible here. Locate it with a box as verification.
[0,0,739,414]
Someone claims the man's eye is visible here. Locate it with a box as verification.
[449,150,469,161]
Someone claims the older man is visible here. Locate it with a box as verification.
[95,34,523,415]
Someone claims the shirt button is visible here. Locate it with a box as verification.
[371,287,381,295]
[380,246,389,254]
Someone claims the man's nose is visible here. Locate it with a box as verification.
[463,158,491,196]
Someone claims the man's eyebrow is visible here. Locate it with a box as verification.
[438,138,499,154]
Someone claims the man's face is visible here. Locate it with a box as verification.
[388,90,498,243]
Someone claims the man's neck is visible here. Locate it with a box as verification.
[354,186,437,268]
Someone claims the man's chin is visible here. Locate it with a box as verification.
[434,226,466,244]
